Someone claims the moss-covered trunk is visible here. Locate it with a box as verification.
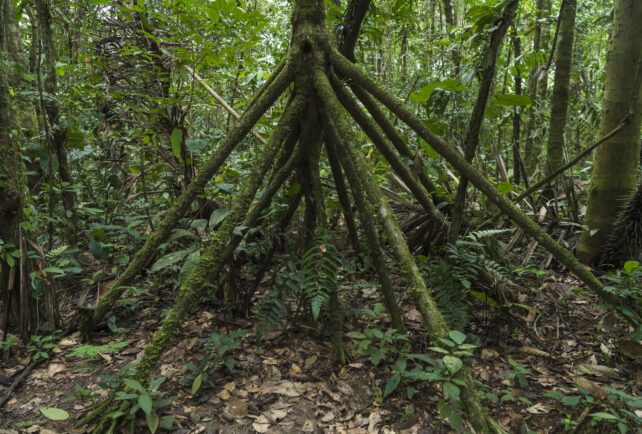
[576,0,642,264]
[0,4,35,336]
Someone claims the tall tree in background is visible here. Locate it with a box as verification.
[448,0,519,240]
[524,0,552,176]
[35,0,78,237]
[576,0,642,264]
[544,0,576,187]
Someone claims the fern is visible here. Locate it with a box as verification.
[300,234,342,321]
[255,261,299,340]
[255,235,342,338]
[419,230,510,328]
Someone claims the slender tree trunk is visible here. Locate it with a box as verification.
[512,29,523,185]
[35,0,78,237]
[524,0,552,176]
[544,0,576,188]
[576,0,642,264]
[449,0,519,240]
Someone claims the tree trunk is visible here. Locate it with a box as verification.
[35,0,78,237]
[0,2,35,337]
[524,0,552,176]
[576,0,642,264]
[544,0,576,186]
[448,0,519,240]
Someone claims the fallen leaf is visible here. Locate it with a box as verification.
[573,377,606,400]
[47,364,65,378]
[618,339,642,361]
[526,403,550,414]
[321,411,335,423]
[225,398,248,418]
[368,411,381,433]
[302,420,316,432]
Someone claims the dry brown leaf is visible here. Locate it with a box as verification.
[304,355,317,370]
[302,420,316,432]
[44,363,64,378]
[520,346,550,358]
[618,339,642,361]
[225,397,248,418]
[526,403,550,414]
[573,377,606,400]
[481,348,500,360]
[367,411,381,433]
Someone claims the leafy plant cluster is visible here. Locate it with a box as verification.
[255,234,342,338]
[418,229,509,328]
[545,384,642,433]
[347,304,480,432]
[181,329,247,395]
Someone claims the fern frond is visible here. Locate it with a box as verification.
[300,235,342,321]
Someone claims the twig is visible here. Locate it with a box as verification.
[0,359,41,408]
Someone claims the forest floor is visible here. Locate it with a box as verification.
[0,264,639,433]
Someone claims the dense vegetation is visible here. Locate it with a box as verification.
[1,0,641,432]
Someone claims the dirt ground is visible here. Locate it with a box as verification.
[1,269,640,433]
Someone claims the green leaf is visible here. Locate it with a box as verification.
[443,382,461,400]
[383,373,401,398]
[442,355,463,374]
[146,410,160,433]
[40,406,70,420]
[185,138,209,153]
[345,331,366,340]
[590,412,619,421]
[494,93,533,107]
[410,79,465,104]
[124,379,145,393]
[497,181,514,194]
[623,260,640,274]
[561,395,581,407]
[138,393,153,415]
[209,207,230,228]
[150,249,194,272]
[171,128,183,160]
[191,373,203,395]
[448,330,466,345]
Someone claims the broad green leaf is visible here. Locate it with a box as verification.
[410,79,465,104]
[494,93,533,107]
[150,249,194,272]
[138,393,153,415]
[191,373,203,395]
[124,379,145,393]
[623,260,639,274]
[185,138,209,153]
[40,406,70,420]
[443,382,460,400]
[170,128,183,160]
[497,181,514,194]
[209,206,230,228]
[383,373,401,398]
[442,355,463,374]
[590,412,619,421]
[146,410,160,433]
[448,330,466,345]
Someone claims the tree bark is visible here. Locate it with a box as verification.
[544,0,576,184]
[576,0,642,264]
[35,0,78,237]
[524,0,552,176]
